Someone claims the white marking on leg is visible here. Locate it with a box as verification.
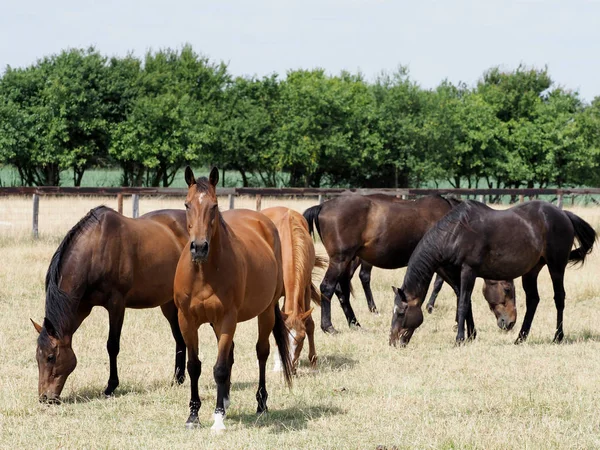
[211,412,226,432]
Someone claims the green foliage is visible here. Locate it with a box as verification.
[1,48,599,188]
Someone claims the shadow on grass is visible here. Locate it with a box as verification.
[60,379,175,404]
[231,404,344,432]
[524,329,600,345]
[313,354,358,372]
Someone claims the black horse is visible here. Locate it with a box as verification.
[389,200,596,346]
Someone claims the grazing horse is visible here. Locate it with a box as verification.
[31,207,189,403]
[389,200,596,347]
[174,167,293,432]
[262,207,327,373]
[304,194,516,334]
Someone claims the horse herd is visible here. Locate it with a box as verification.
[32,167,597,432]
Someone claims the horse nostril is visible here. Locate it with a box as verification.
[200,241,208,253]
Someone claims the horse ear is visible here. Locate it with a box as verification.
[43,317,58,339]
[299,308,314,321]
[31,319,43,334]
[392,286,400,296]
[209,167,219,187]
[184,166,195,188]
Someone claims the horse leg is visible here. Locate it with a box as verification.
[358,262,378,314]
[426,274,445,314]
[178,311,202,428]
[211,316,236,432]
[548,266,566,343]
[255,308,274,415]
[319,258,352,334]
[515,265,543,344]
[336,267,361,328]
[160,302,186,384]
[105,298,125,396]
[306,311,318,369]
[456,267,476,345]
[212,327,235,408]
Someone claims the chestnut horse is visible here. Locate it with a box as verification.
[304,194,517,334]
[262,207,326,372]
[31,207,188,403]
[389,200,596,346]
[174,167,293,432]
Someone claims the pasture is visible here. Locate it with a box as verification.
[2,196,600,449]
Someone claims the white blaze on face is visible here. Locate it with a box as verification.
[198,193,206,205]
[272,351,283,372]
[288,329,298,360]
[211,412,226,432]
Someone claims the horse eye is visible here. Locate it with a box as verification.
[184,203,190,210]
[47,355,56,363]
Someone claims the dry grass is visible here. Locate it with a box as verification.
[2,197,600,449]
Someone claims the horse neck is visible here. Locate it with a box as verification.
[402,245,442,305]
[46,247,93,337]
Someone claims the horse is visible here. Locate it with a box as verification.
[261,207,326,373]
[31,207,189,403]
[389,200,596,347]
[174,167,293,432]
[345,257,515,328]
[303,194,517,334]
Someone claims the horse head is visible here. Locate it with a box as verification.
[184,166,220,264]
[32,318,77,403]
[482,280,517,331]
[389,286,424,347]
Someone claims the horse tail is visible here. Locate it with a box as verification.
[272,302,294,388]
[303,204,323,240]
[310,255,328,307]
[565,211,597,265]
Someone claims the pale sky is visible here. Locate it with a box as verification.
[1,0,599,101]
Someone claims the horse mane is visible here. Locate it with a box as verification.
[42,206,111,340]
[403,200,484,297]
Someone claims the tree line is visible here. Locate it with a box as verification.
[1,45,599,188]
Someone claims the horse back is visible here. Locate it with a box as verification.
[89,209,187,308]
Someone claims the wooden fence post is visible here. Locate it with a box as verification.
[477,195,484,203]
[132,194,140,218]
[32,194,39,239]
[256,194,262,211]
[228,194,235,210]
[519,195,524,203]
[117,193,124,214]
[557,193,563,209]
[318,194,324,205]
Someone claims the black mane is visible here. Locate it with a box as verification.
[41,206,111,341]
[402,200,486,298]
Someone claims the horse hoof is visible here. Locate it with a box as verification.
[322,326,338,335]
[211,413,226,432]
[185,418,200,429]
[514,336,526,345]
[427,305,434,314]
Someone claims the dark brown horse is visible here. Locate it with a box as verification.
[174,167,293,432]
[389,200,596,346]
[304,194,516,333]
[31,207,189,403]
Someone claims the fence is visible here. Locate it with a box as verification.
[3,186,600,239]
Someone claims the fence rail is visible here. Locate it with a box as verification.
[4,186,600,239]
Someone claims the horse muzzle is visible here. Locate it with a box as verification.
[190,240,209,263]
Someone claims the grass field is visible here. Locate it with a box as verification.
[2,197,600,449]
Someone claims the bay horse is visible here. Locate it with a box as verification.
[174,167,293,432]
[31,207,189,403]
[389,200,596,347]
[304,194,517,333]
[261,206,327,372]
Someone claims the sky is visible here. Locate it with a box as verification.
[1,0,599,101]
